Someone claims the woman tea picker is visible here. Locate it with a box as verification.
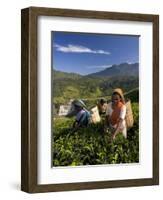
[72,99,90,129]
[97,98,107,115]
[105,88,127,140]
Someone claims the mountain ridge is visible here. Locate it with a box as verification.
[87,62,139,77]
[53,62,139,78]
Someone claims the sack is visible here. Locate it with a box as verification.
[125,100,134,129]
[90,106,101,124]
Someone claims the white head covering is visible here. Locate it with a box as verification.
[73,99,86,108]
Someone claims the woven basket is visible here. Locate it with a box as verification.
[90,106,101,124]
[125,100,134,129]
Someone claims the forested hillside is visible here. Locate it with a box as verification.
[53,62,139,107]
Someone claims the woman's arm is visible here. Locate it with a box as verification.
[112,118,123,139]
[112,105,126,140]
[104,103,112,133]
[72,120,78,128]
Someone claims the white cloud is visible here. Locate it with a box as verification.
[54,44,110,55]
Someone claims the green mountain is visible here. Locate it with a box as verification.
[88,62,139,77]
[53,66,139,107]
[53,70,82,80]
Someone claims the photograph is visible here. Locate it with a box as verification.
[52,31,139,167]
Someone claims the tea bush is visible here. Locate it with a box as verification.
[53,103,139,166]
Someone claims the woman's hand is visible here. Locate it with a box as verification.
[72,121,78,128]
[112,133,116,140]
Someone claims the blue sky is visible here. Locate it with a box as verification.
[52,31,139,75]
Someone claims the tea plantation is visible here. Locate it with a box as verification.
[53,103,139,166]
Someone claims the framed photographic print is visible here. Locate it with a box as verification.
[21,7,159,193]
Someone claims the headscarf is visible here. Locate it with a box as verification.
[112,88,125,104]
[73,99,86,108]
